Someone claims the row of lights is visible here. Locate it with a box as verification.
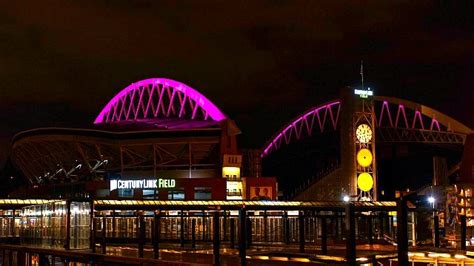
[342,195,435,203]
[409,252,468,260]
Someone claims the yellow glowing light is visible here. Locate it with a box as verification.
[438,253,451,258]
[408,252,425,257]
[357,173,373,192]
[271,257,288,261]
[357,148,373,167]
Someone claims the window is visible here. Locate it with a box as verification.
[95,189,110,198]
[118,189,133,198]
[194,187,212,200]
[168,189,185,200]
[143,189,157,199]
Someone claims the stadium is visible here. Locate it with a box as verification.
[7,78,277,201]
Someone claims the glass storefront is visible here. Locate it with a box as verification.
[20,200,91,249]
[0,210,21,238]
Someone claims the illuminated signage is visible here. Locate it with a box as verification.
[157,178,176,188]
[110,178,176,191]
[354,88,373,98]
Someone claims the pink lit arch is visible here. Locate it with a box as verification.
[262,96,472,158]
[94,78,227,124]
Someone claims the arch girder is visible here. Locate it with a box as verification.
[262,96,472,158]
[95,78,227,124]
[261,100,341,157]
[374,96,472,135]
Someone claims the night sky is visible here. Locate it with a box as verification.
[1,1,474,169]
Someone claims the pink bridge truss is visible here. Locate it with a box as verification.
[261,96,472,158]
[94,78,227,124]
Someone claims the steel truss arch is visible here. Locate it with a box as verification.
[262,96,472,157]
[94,78,227,124]
[261,100,341,157]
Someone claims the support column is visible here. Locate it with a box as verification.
[321,217,327,255]
[263,211,268,242]
[16,251,25,266]
[213,212,220,266]
[461,215,467,250]
[396,198,408,265]
[112,210,116,238]
[284,212,290,244]
[138,214,145,258]
[367,215,373,245]
[239,208,247,266]
[10,209,16,238]
[299,211,305,253]
[378,212,384,239]
[223,211,227,241]
[38,253,47,266]
[101,214,107,254]
[246,217,252,248]
[345,203,356,265]
[180,210,185,248]
[334,212,340,239]
[230,218,235,249]
[434,215,440,248]
[65,200,71,250]
[192,219,196,249]
[90,201,95,252]
[153,213,161,259]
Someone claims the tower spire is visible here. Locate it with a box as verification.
[360,60,364,90]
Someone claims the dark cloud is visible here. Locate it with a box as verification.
[0,0,474,168]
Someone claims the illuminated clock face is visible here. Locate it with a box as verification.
[356,124,373,143]
[357,148,373,167]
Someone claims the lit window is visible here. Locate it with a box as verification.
[222,167,240,179]
[118,189,133,198]
[168,189,185,200]
[143,190,157,199]
[195,187,212,200]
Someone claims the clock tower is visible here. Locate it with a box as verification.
[353,95,377,201]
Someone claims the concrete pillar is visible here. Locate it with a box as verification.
[396,198,408,265]
[299,211,305,253]
[138,214,145,258]
[213,212,220,266]
[153,213,161,259]
[65,200,71,250]
[284,212,290,244]
[230,218,235,249]
[246,217,252,248]
[434,215,440,248]
[101,214,107,254]
[180,211,185,248]
[192,219,196,249]
[367,215,373,245]
[345,203,356,265]
[461,215,467,250]
[239,208,247,266]
[321,217,328,255]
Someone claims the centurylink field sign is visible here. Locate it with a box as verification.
[110,178,176,191]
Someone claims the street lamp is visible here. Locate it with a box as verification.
[428,196,436,208]
[343,195,350,202]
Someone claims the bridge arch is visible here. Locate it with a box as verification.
[94,78,227,124]
[262,96,472,157]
